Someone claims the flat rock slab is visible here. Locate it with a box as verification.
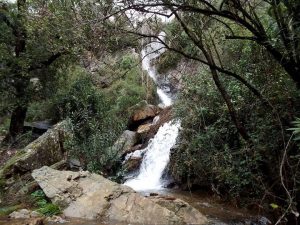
[32,166,207,225]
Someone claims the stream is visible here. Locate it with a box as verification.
[120,24,269,225]
[124,30,180,192]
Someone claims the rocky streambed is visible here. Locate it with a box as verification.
[31,166,207,224]
[0,166,269,225]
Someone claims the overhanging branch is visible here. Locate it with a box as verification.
[28,51,67,71]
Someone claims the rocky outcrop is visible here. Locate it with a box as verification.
[32,166,207,225]
[123,156,142,172]
[132,104,160,122]
[0,121,69,179]
[128,101,161,130]
[112,130,138,156]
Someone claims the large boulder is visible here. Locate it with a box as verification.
[112,130,138,156]
[0,121,69,179]
[32,166,207,225]
[132,104,160,122]
[128,101,161,130]
[123,156,142,172]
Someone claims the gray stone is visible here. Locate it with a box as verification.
[46,215,68,224]
[0,121,69,179]
[149,196,208,224]
[32,166,207,225]
[9,209,31,219]
[113,130,138,156]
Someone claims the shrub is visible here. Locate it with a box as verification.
[171,48,300,203]
[31,190,61,216]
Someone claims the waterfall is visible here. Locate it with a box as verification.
[124,30,180,191]
[125,121,180,191]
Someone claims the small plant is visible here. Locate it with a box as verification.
[289,118,300,147]
[31,190,61,216]
[0,205,22,217]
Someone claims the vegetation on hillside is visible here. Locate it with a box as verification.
[0,0,299,223]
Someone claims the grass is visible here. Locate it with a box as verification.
[31,190,61,216]
[0,205,22,217]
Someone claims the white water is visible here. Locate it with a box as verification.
[125,121,180,191]
[124,27,180,191]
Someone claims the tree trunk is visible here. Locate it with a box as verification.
[203,47,252,143]
[210,67,251,143]
[4,106,27,143]
[2,0,28,144]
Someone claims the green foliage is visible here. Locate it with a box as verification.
[53,75,123,172]
[289,118,300,145]
[48,52,152,173]
[170,26,300,202]
[31,190,61,216]
[156,20,197,74]
[0,205,22,217]
[0,117,10,136]
[36,203,60,217]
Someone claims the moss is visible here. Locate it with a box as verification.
[0,177,5,195]
[0,150,26,179]
[0,205,22,217]
[37,203,61,216]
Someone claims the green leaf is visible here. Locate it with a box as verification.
[270,203,279,209]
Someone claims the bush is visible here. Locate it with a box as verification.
[52,76,124,172]
[50,52,154,173]
[31,190,61,216]
[170,42,300,205]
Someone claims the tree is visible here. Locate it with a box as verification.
[0,0,119,143]
[121,0,300,87]
[0,0,71,142]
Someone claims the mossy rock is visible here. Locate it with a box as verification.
[0,121,69,180]
[0,205,22,217]
[0,121,70,200]
[0,150,27,179]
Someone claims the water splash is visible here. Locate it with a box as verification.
[124,120,180,191]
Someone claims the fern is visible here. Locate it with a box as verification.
[31,190,61,216]
[288,118,300,143]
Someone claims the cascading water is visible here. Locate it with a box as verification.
[125,121,180,191]
[124,30,181,191]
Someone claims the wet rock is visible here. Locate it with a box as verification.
[32,166,207,224]
[123,156,142,172]
[46,215,67,224]
[149,196,208,225]
[29,218,44,225]
[128,101,161,130]
[132,104,160,122]
[113,130,138,156]
[137,123,152,135]
[144,106,173,141]
[123,144,143,156]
